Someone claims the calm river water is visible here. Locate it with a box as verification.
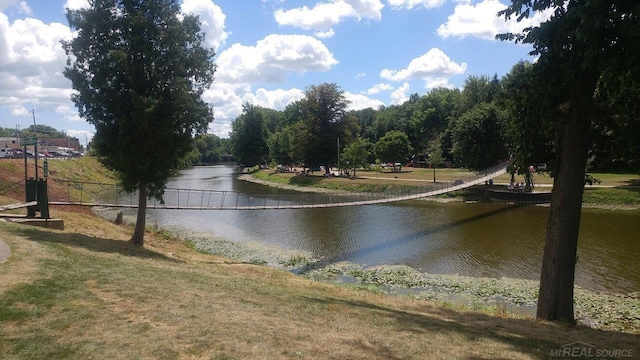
[143,165,639,294]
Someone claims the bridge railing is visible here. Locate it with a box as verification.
[48,161,509,209]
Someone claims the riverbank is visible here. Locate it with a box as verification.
[1,158,638,357]
[92,206,640,335]
[1,210,639,359]
[234,170,640,333]
[241,168,640,209]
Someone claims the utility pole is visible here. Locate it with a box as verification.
[32,109,38,181]
[337,138,340,169]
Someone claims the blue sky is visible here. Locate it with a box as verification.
[0,0,550,144]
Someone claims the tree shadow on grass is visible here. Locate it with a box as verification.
[14,226,181,263]
[616,181,640,195]
[301,296,640,360]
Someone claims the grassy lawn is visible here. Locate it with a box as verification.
[1,158,639,358]
[254,166,640,206]
[1,210,638,359]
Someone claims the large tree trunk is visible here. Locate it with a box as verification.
[536,105,591,322]
[130,185,147,247]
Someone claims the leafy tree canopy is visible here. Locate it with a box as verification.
[451,102,508,172]
[63,0,216,245]
[340,137,372,176]
[292,83,357,170]
[374,130,412,164]
[498,0,640,322]
[230,104,269,166]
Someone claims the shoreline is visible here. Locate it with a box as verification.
[93,205,640,334]
[237,173,464,203]
[238,172,640,209]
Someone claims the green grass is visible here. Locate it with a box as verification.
[583,187,640,205]
[1,212,639,359]
[255,167,640,207]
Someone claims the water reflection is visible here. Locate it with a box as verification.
[135,165,640,294]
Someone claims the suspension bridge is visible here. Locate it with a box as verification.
[40,161,510,211]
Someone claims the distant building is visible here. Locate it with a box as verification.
[40,137,81,151]
[0,137,20,149]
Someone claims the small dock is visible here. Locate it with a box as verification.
[0,201,37,212]
[0,202,64,230]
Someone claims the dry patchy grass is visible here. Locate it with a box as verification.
[1,209,638,360]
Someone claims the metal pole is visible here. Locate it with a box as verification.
[337,137,340,169]
[24,144,27,195]
[32,110,38,183]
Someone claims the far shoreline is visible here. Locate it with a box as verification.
[237,171,640,210]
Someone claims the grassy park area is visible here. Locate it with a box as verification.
[1,207,639,359]
[0,158,638,358]
[252,165,640,208]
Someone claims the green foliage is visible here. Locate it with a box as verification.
[426,135,444,168]
[22,124,66,138]
[497,61,555,172]
[63,0,215,197]
[291,83,356,170]
[230,104,269,166]
[340,137,372,175]
[63,0,215,245]
[498,0,640,323]
[451,102,507,171]
[193,134,230,164]
[460,75,501,113]
[268,128,293,165]
[374,130,412,163]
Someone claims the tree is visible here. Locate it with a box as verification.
[23,124,65,138]
[64,0,215,246]
[374,130,412,164]
[230,104,269,166]
[498,0,640,322]
[293,83,357,172]
[451,102,507,171]
[426,135,444,182]
[268,128,293,165]
[194,134,226,164]
[340,137,372,177]
[459,75,501,113]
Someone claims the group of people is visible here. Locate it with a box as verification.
[508,182,530,192]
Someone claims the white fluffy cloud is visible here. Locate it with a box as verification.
[314,28,335,39]
[436,0,553,40]
[0,0,30,12]
[365,83,394,95]
[242,88,305,111]
[390,82,410,105]
[274,0,384,32]
[66,129,93,144]
[380,48,467,88]
[216,34,338,84]
[62,0,88,11]
[62,0,228,50]
[0,13,74,111]
[344,92,385,110]
[181,0,228,51]
[386,0,445,10]
[204,84,306,137]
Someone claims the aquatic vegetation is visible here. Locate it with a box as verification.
[279,254,313,268]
